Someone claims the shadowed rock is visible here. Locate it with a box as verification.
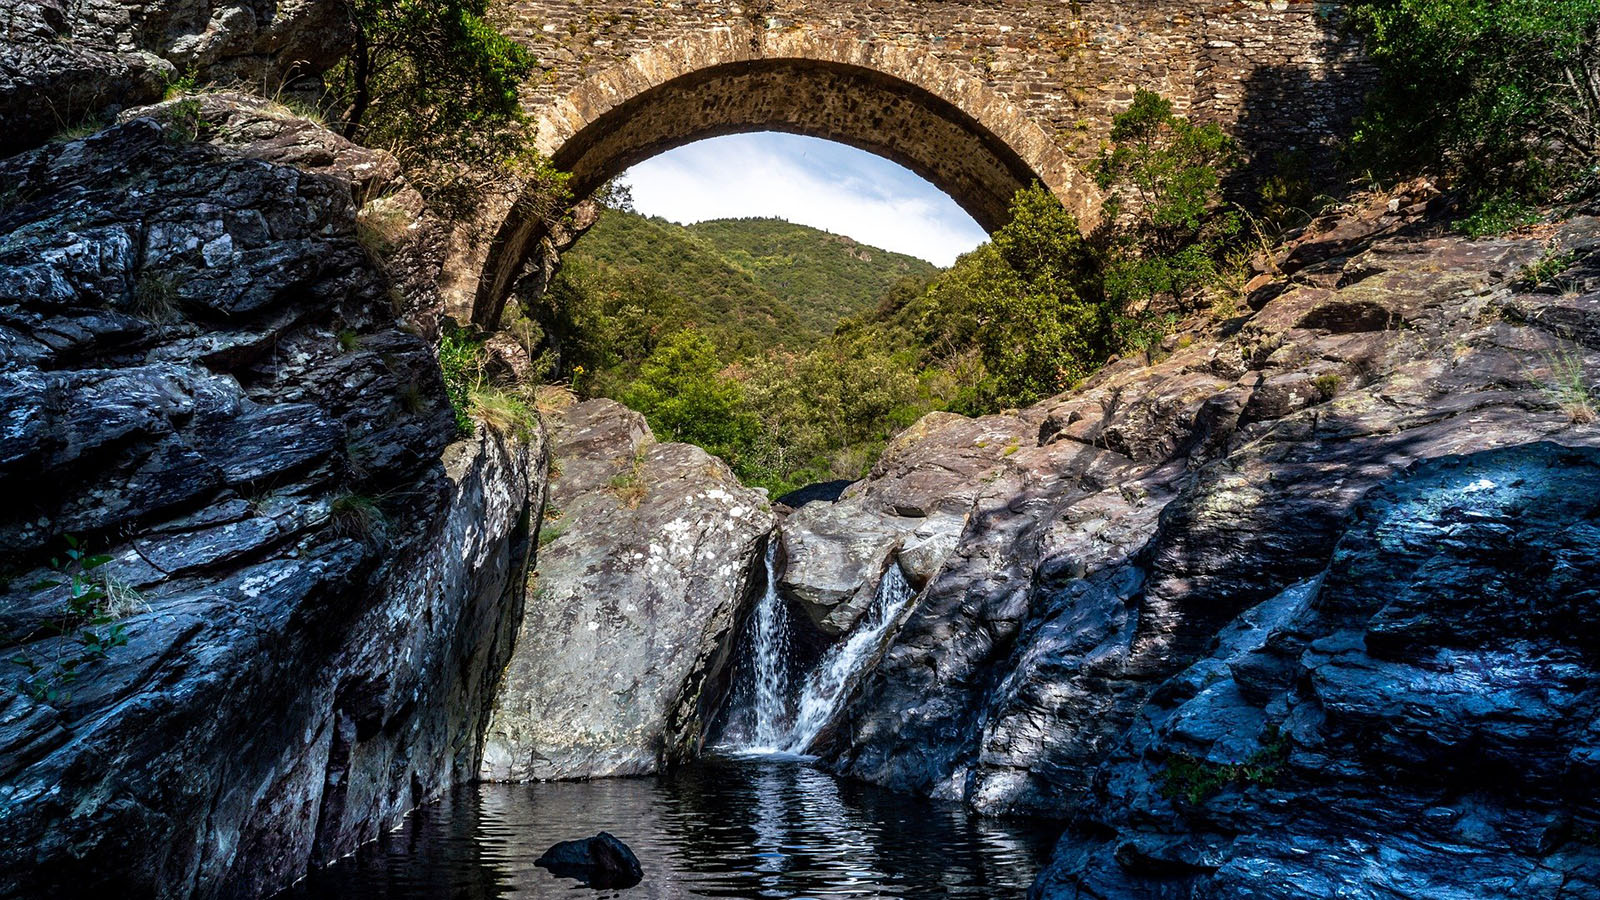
[536,832,644,889]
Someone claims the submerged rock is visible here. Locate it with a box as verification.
[480,399,774,781]
[535,831,645,889]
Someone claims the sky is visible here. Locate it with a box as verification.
[616,132,989,267]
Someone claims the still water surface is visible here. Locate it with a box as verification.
[287,756,1057,899]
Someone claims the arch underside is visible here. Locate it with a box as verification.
[554,59,1046,233]
[470,51,1092,327]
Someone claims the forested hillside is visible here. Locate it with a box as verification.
[686,217,936,333]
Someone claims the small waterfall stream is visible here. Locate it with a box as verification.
[747,541,792,750]
[782,563,915,753]
[723,547,918,756]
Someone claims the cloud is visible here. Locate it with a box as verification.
[619,133,989,267]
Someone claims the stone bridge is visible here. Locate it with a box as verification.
[449,0,1368,326]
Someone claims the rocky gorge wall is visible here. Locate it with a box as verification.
[757,188,1600,896]
[0,95,545,898]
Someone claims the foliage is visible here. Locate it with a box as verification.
[470,386,538,439]
[1159,726,1290,804]
[1520,245,1579,286]
[1456,196,1541,238]
[621,330,760,466]
[1347,0,1600,217]
[438,326,486,435]
[330,493,387,540]
[7,536,131,705]
[686,218,936,333]
[325,0,545,212]
[1096,89,1241,316]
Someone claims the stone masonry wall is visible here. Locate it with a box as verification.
[506,0,1368,173]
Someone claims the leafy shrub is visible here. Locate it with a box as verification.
[1159,726,1290,804]
[438,327,486,436]
[1348,0,1600,212]
[621,330,760,465]
[1096,89,1241,317]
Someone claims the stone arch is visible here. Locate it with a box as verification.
[458,25,1103,328]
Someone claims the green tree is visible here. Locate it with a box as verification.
[328,0,540,208]
[1096,89,1240,316]
[970,185,1110,407]
[1348,0,1600,216]
[622,330,759,464]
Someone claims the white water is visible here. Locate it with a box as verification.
[780,562,916,754]
[747,542,791,749]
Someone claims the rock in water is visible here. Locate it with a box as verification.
[480,399,775,780]
[536,832,644,888]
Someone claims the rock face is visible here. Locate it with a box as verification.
[0,96,542,899]
[480,399,773,782]
[1,0,348,155]
[776,195,1600,894]
[1034,443,1600,898]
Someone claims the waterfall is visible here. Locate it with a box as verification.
[781,562,915,755]
[722,546,917,757]
[747,541,791,750]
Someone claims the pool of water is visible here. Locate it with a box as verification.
[285,756,1059,899]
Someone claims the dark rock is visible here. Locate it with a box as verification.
[536,832,645,889]
[775,479,854,508]
[0,95,545,900]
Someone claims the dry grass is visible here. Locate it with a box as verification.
[1544,350,1597,424]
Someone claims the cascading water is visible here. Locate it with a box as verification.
[721,545,918,757]
[781,562,915,754]
[747,541,792,750]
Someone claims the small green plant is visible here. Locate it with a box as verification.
[439,327,486,436]
[1312,373,1344,401]
[1520,247,1578,287]
[1159,726,1290,804]
[537,522,566,548]
[398,381,429,414]
[8,535,131,705]
[162,97,212,144]
[1543,350,1597,424]
[337,329,362,353]
[329,493,386,540]
[132,272,181,323]
[1457,196,1540,238]
[49,115,107,144]
[162,69,200,101]
[470,386,537,439]
[606,446,650,508]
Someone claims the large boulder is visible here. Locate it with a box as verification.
[0,96,543,899]
[779,412,1030,636]
[535,832,644,888]
[480,399,774,781]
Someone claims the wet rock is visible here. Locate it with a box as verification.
[0,96,543,900]
[479,399,773,781]
[535,832,645,889]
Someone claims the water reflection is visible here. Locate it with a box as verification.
[285,758,1056,899]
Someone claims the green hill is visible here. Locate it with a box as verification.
[560,210,940,349]
[560,211,804,355]
[686,217,938,334]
